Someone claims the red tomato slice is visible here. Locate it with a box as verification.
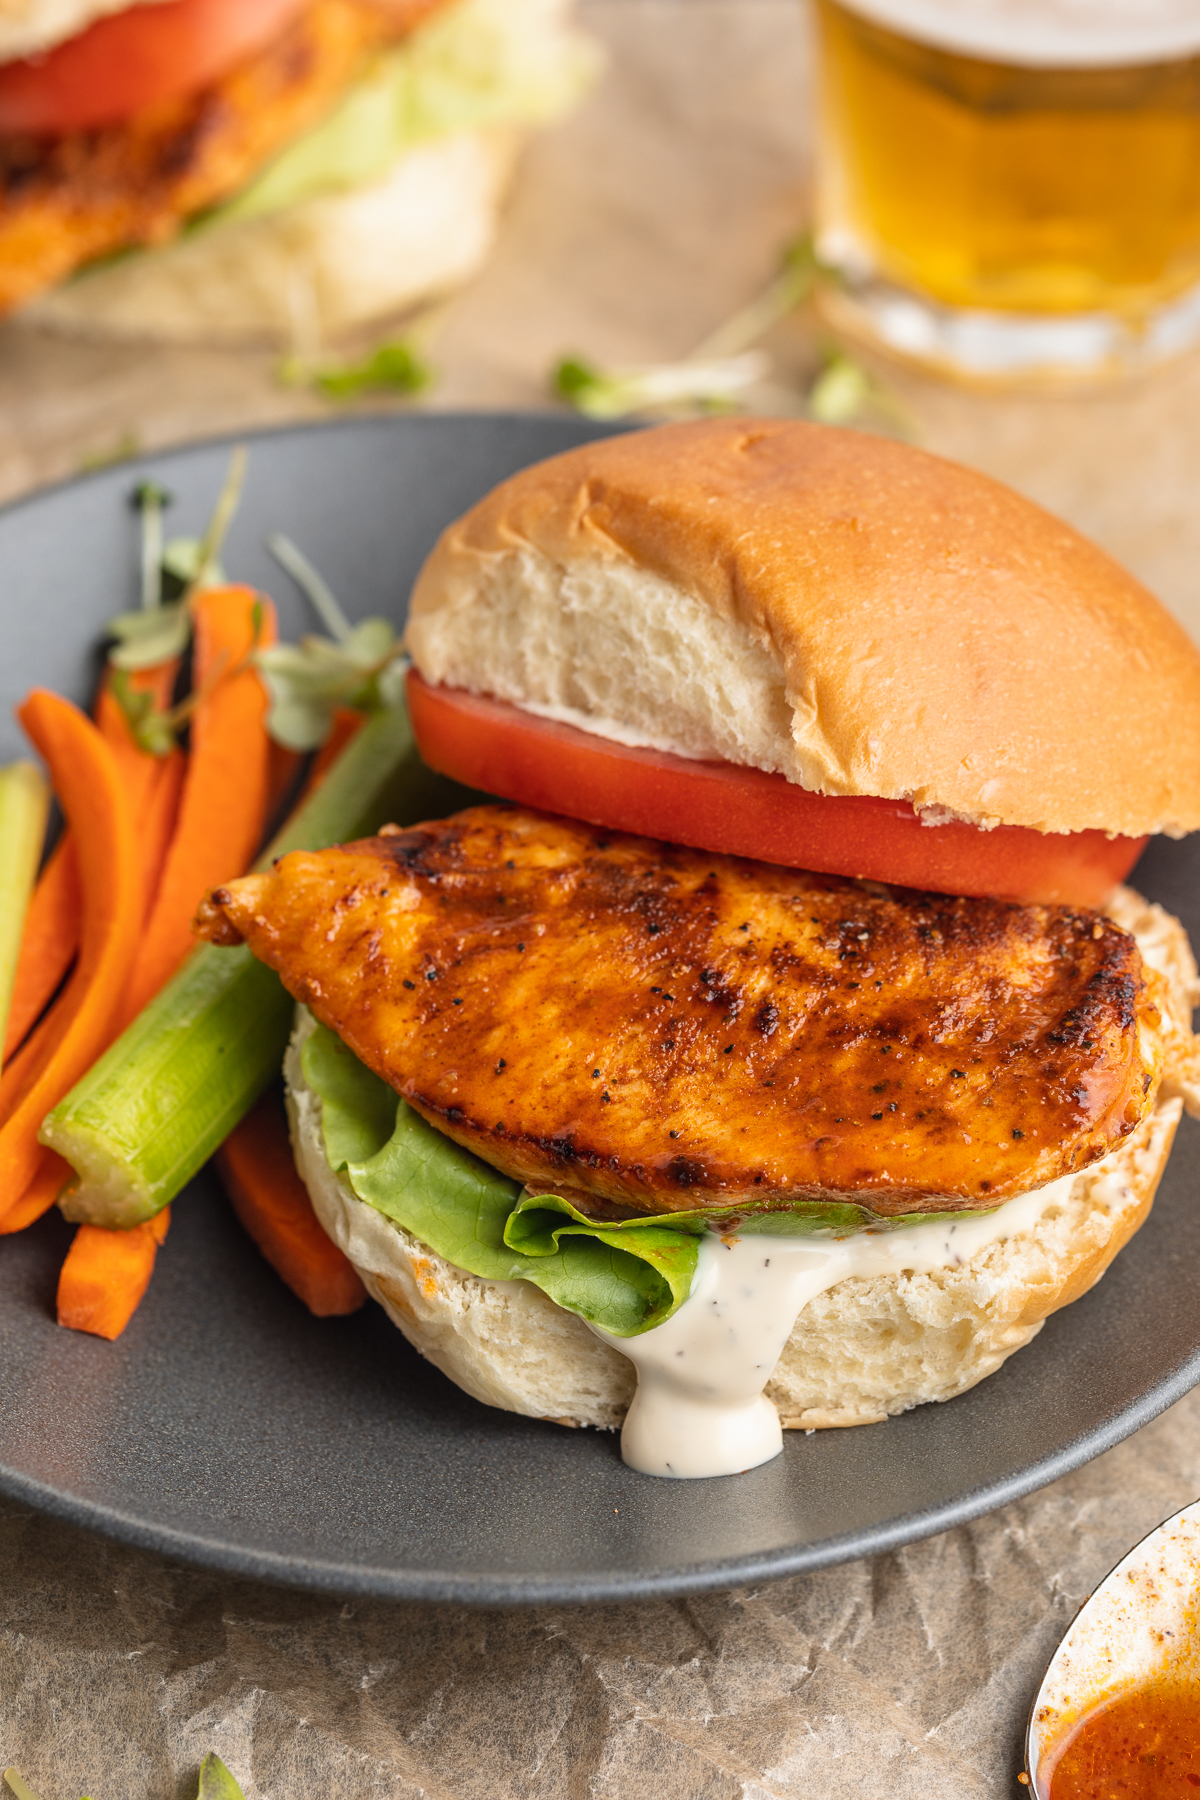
[407,672,1146,907]
[0,0,305,134]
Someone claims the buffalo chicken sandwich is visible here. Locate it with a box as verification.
[196,420,1200,1480]
[0,0,594,342]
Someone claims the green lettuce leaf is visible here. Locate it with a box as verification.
[300,1024,998,1334]
[304,1024,399,1167]
[302,1023,696,1335]
[214,0,601,227]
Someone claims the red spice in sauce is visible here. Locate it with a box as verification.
[1044,1682,1200,1797]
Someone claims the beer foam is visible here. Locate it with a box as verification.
[836,0,1200,67]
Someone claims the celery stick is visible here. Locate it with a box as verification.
[4,1768,44,1800]
[0,762,50,1073]
[43,704,472,1228]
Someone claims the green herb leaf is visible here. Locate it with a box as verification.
[160,537,226,602]
[106,599,191,672]
[258,621,400,749]
[807,351,873,425]
[260,535,404,747]
[551,232,909,434]
[109,669,180,756]
[197,1754,246,1800]
[314,339,433,403]
[552,350,766,421]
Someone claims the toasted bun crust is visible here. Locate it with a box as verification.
[281,888,1197,1433]
[22,127,518,346]
[0,0,144,62]
[406,418,1200,838]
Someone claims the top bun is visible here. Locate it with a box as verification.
[0,0,141,62]
[407,418,1200,838]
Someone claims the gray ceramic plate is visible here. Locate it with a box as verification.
[0,414,1196,1606]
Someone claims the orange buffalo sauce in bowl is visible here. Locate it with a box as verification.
[1025,1504,1200,1800]
[1042,1681,1200,1796]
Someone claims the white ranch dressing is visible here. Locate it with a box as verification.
[591,1172,1085,1479]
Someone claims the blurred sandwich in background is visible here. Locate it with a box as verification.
[0,0,596,343]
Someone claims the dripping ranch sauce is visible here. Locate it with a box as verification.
[1042,1682,1200,1797]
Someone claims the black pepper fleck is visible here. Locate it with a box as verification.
[402,979,415,990]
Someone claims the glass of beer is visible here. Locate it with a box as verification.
[812,0,1200,382]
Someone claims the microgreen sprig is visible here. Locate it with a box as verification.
[552,233,909,433]
[132,479,170,611]
[257,533,405,751]
[279,336,434,404]
[106,449,246,686]
[106,449,250,753]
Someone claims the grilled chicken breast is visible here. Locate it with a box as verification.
[196,806,1164,1218]
[0,0,441,315]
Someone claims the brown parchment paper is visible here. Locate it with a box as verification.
[3,5,1200,1796]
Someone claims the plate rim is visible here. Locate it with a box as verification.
[2,1339,1199,1605]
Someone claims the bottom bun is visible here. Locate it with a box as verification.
[20,127,519,348]
[284,1008,1182,1433]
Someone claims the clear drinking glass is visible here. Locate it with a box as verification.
[812,0,1200,382]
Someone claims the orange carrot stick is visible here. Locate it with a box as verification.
[3,662,179,1063]
[0,692,140,1222]
[94,663,177,821]
[137,748,186,924]
[120,586,276,1024]
[56,1206,170,1339]
[215,1091,366,1317]
[0,1146,71,1235]
[4,836,80,1060]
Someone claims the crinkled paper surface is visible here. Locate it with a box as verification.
[4,1393,1200,1797]
[3,3,1200,1795]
